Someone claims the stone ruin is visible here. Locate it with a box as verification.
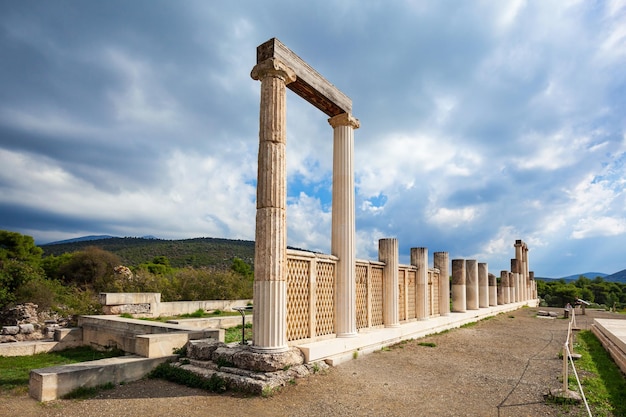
[0,303,70,343]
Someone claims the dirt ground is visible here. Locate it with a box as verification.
[2,307,624,417]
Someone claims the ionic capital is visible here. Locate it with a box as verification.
[251,58,296,84]
[328,112,360,129]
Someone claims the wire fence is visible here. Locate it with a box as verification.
[562,308,592,416]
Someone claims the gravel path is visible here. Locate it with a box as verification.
[2,307,623,417]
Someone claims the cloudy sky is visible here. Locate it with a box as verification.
[1,1,625,278]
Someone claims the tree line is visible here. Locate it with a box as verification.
[536,276,626,310]
[0,230,254,317]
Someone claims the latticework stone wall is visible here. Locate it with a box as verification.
[285,252,439,344]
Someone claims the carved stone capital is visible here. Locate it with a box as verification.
[328,112,360,129]
[251,58,296,84]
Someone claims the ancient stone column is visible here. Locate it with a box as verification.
[509,271,517,303]
[434,252,450,316]
[329,113,360,337]
[478,262,489,308]
[250,58,296,353]
[466,259,479,310]
[451,259,466,312]
[489,273,497,306]
[379,238,399,327]
[529,271,536,299]
[501,270,510,304]
[411,247,429,320]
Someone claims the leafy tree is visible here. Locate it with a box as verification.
[231,257,253,279]
[0,230,43,264]
[0,260,46,309]
[58,246,121,291]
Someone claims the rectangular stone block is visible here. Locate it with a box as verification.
[29,355,174,401]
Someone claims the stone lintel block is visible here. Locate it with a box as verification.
[256,38,352,117]
[99,293,161,306]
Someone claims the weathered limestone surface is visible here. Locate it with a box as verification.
[434,252,450,316]
[411,247,429,320]
[466,260,479,310]
[380,239,399,327]
[478,263,489,308]
[451,259,466,313]
[488,273,498,306]
[251,57,295,353]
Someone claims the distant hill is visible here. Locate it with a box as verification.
[535,272,616,282]
[44,235,117,245]
[41,236,255,270]
[604,269,626,284]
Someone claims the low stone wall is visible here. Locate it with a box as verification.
[79,315,223,355]
[98,293,252,318]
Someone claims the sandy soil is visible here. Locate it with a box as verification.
[1,307,623,417]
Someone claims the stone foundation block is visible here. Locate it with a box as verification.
[187,339,226,360]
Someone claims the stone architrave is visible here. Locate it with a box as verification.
[488,273,497,306]
[411,247,429,320]
[478,262,489,308]
[250,57,296,353]
[379,238,399,327]
[329,113,360,337]
[501,270,510,304]
[451,259,466,312]
[434,252,450,316]
[466,260,479,310]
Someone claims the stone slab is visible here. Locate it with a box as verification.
[592,318,626,375]
[29,355,175,401]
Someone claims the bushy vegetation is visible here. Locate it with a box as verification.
[537,276,626,310]
[0,230,254,317]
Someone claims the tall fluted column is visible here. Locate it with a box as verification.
[379,238,399,327]
[434,252,450,316]
[509,271,517,303]
[451,259,466,312]
[250,58,296,353]
[478,262,489,308]
[466,259,479,310]
[329,113,360,337]
[411,247,429,320]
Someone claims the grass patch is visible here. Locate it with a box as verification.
[0,346,124,393]
[418,342,437,348]
[224,322,253,344]
[572,331,626,416]
[148,362,226,393]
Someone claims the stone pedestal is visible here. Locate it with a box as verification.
[329,113,360,338]
[434,252,450,316]
[451,259,466,313]
[411,247,429,320]
[379,239,399,327]
[466,260,479,310]
[478,262,489,308]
